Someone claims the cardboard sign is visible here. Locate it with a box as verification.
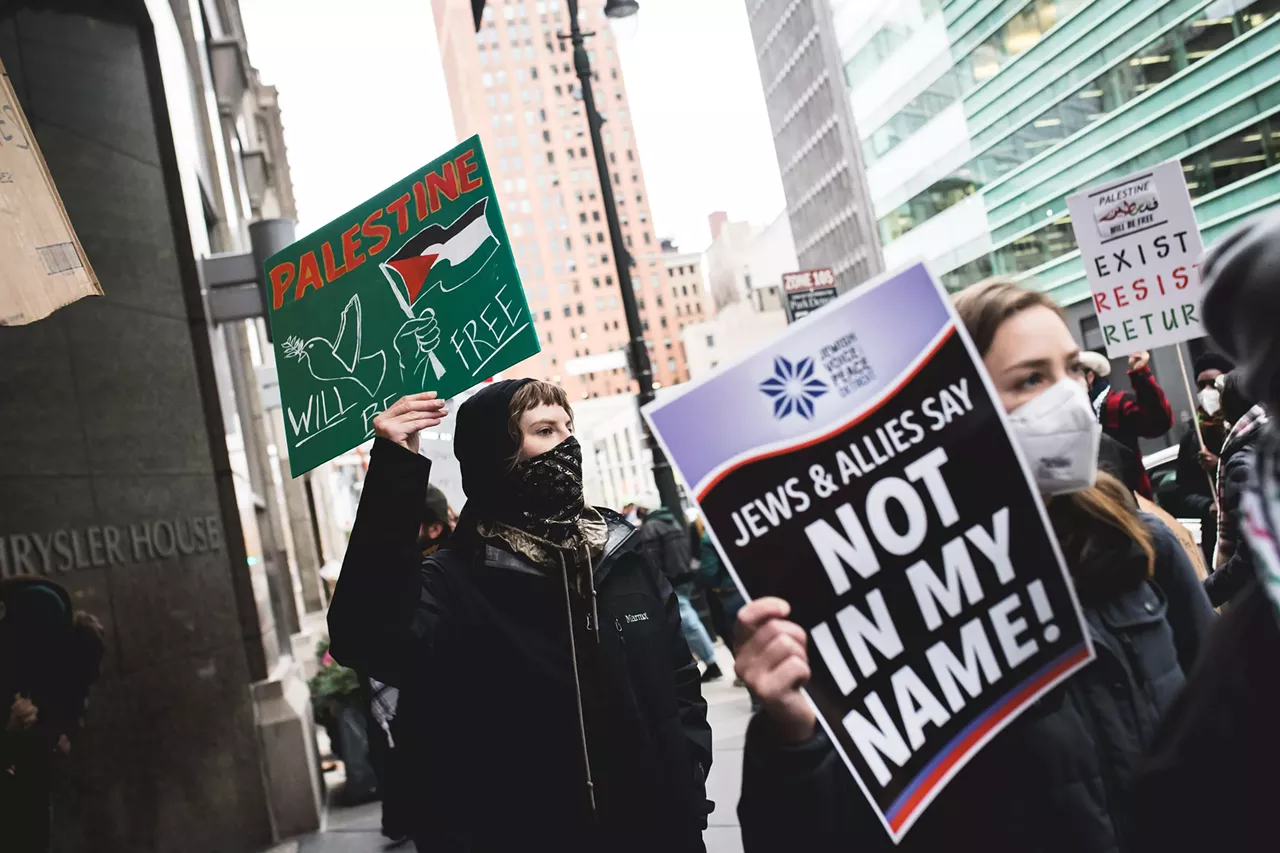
[1067,160,1204,357]
[644,263,1092,842]
[0,58,102,325]
[267,136,540,476]
[783,267,838,323]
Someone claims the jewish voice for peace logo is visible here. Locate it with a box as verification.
[759,356,828,420]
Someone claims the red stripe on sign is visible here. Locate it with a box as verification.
[696,326,956,501]
[887,645,1092,833]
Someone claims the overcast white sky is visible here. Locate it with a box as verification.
[239,0,785,252]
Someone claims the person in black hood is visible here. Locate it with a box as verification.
[1132,207,1280,852]
[327,380,712,852]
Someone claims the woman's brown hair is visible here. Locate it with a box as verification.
[506,380,574,450]
[953,279,1155,599]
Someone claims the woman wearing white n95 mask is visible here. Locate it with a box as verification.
[735,279,1215,853]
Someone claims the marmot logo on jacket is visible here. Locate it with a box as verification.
[624,612,650,623]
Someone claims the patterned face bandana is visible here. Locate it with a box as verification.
[508,435,588,545]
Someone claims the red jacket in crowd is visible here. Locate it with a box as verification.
[1096,365,1174,498]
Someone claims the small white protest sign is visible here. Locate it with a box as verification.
[1067,160,1204,357]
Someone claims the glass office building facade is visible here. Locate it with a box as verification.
[835,0,1280,317]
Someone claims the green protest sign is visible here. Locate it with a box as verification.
[266,135,540,477]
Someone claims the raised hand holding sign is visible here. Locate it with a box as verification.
[372,392,448,455]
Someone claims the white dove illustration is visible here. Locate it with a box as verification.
[283,294,387,399]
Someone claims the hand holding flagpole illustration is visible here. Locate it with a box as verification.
[380,196,502,387]
[394,308,446,385]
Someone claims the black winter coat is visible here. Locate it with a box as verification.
[1170,425,1223,522]
[1171,426,1221,565]
[327,439,712,852]
[738,518,1213,853]
[1133,582,1280,851]
[638,508,694,587]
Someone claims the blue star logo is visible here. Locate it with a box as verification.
[759,356,828,420]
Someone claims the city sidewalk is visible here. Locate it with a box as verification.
[278,645,751,853]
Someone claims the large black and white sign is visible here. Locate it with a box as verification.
[646,263,1093,842]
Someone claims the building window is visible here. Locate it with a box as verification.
[543,309,552,320]
[576,302,585,315]
[668,358,676,371]
[563,305,571,317]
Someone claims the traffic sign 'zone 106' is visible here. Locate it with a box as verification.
[783,267,838,323]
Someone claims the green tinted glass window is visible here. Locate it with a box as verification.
[880,0,1280,244]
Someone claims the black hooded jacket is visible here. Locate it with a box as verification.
[327,381,712,851]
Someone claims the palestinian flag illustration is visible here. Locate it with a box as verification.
[380,196,499,316]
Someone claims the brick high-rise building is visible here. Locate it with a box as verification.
[433,0,704,399]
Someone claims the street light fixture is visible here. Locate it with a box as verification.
[604,0,640,17]
[559,0,686,524]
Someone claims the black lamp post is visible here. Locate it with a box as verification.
[559,0,685,525]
